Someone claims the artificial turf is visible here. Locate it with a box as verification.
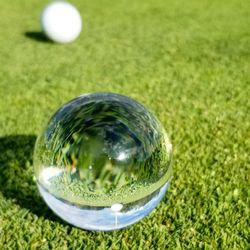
[0,0,249,249]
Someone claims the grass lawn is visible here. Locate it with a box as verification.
[0,0,249,249]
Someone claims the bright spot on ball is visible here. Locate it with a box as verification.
[41,1,82,44]
[111,203,123,213]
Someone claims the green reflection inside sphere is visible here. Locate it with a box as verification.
[34,93,172,207]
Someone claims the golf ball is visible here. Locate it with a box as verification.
[41,1,82,43]
[34,93,172,231]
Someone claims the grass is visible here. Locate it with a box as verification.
[0,0,249,249]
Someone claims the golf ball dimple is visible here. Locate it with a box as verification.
[41,1,82,44]
[34,93,172,231]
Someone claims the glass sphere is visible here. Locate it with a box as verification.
[34,93,172,231]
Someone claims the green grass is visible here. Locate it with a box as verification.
[0,0,249,249]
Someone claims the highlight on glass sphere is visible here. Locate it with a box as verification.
[34,92,172,231]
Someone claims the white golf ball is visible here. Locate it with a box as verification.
[41,1,82,44]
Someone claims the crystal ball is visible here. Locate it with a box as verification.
[34,93,172,231]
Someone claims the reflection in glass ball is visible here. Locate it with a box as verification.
[34,93,172,231]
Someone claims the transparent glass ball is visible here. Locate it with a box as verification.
[34,93,172,231]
